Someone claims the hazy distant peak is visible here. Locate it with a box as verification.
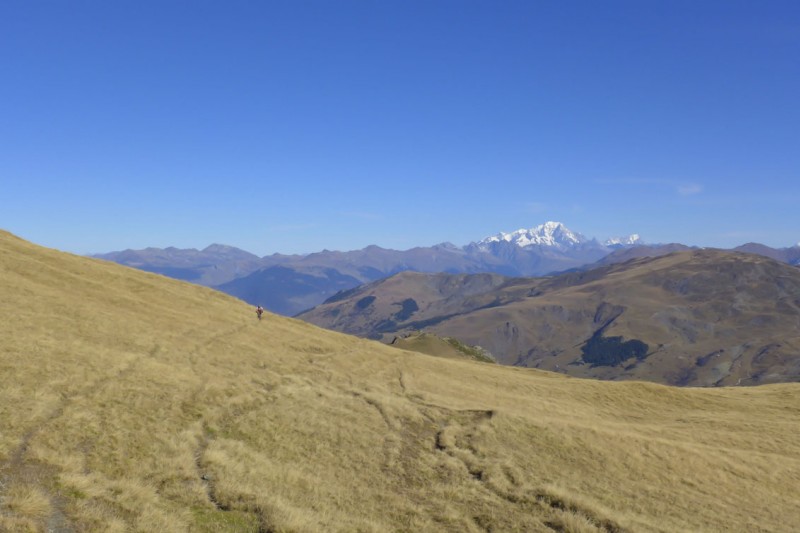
[477,221,587,249]
[203,244,240,253]
[200,244,260,261]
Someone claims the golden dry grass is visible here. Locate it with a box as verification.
[387,332,495,363]
[1,229,799,532]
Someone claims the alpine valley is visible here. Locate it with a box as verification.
[94,222,800,387]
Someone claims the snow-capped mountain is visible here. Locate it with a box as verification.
[475,221,643,251]
[604,234,643,247]
[476,221,588,251]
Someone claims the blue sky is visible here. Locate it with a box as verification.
[2,1,798,255]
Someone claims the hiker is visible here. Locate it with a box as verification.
[256,305,264,320]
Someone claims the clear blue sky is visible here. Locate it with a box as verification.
[2,1,798,255]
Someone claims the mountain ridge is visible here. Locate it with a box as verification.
[92,222,800,316]
[299,249,800,387]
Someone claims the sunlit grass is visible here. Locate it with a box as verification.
[1,229,799,531]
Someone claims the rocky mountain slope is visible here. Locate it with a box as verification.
[734,242,800,265]
[299,250,800,387]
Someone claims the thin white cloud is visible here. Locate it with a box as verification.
[677,183,703,196]
[595,177,704,196]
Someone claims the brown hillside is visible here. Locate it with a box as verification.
[300,250,800,387]
[1,230,800,531]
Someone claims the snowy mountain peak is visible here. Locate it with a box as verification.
[477,221,588,250]
[604,234,643,247]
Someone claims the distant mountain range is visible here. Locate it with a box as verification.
[298,249,800,387]
[93,221,800,316]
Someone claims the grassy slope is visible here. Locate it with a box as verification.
[388,333,496,363]
[1,230,799,532]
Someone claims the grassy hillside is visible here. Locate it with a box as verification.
[388,333,496,363]
[1,230,800,532]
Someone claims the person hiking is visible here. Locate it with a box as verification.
[256,305,264,320]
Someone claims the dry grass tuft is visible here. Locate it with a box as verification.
[0,484,52,527]
[1,485,51,517]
